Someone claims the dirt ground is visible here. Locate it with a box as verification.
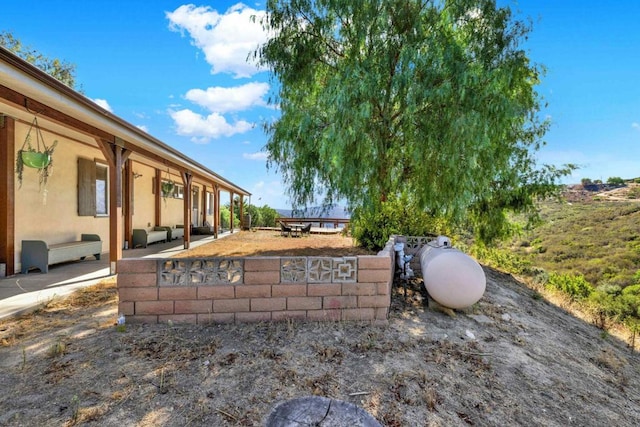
[175,230,375,258]
[1,233,639,426]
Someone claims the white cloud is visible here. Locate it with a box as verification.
[632,122,640,131]
[93,98,112,112]
[185,82,269,113]
[243,151,268,160]
[169,108,252,142]
[166,3,267,78]
[136,124,149,133]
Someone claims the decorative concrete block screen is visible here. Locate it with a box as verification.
[117,242,395,324]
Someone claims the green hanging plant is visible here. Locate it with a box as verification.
[16,116,58,190]
[161,168,175,202]
[161,180,175,198]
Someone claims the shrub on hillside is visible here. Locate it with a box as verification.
[470,245,533,276]
[586,285,624,329]
[621,285,640,318]
[627,186,640,199]
[546,273,593,300]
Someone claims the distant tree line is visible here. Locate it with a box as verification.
[581,177,626,186]
[220,200,279,230]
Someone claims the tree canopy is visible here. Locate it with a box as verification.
[0,31,77,89]
[257,0,573,247]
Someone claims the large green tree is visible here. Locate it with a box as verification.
[257,0,573,247]
[0,31,77,89]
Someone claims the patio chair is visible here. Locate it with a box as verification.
[279,221,292,237]
[300,223,312,236]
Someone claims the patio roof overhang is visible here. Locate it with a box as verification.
[0,46,250,197]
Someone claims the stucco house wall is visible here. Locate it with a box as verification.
[130,168,213,230]
[14,120,110,271]
[131,162,156,230]
[1,46,250,276]
[161,188,185,228]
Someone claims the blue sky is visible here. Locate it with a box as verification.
[517,0,640,184]
[2,1,639,209]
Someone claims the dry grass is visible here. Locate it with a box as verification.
[0,278,117,349]
[2,260,640,425]
[174,230,374,258]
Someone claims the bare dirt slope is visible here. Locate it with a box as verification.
[1,241,639,425]
[564,182,640,203]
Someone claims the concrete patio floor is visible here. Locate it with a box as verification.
[0,232,230,320]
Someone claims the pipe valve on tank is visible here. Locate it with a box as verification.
[436,235,451,247]
[394,242,414,279]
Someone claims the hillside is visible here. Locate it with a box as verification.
[563,181,640,203]
[506,184,640,288]
[1,271,639,425]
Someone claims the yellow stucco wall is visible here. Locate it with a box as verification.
[160,173,187,228]
[12,120,225,271]
[131,162,156,230]
[130,163,189,229]
[14,121,110,270]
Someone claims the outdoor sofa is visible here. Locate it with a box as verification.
[192,221,215,235]
[21,234,102,274]
[154,225,184,241]
[132,228,168,248]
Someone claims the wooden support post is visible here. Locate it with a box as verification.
[182,172,193,249]
[154,169,162,227]
[214,186,219,238]
[110,146,123,274]
[201,184,207,226]
[124,159,133,250]
[96,139,129,274]
[229,191,234,233]
[239,195,244,230]
[0,115,15,276]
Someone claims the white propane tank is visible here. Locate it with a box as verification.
[419,236,486,309]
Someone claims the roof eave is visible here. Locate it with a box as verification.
[0,46,250,196]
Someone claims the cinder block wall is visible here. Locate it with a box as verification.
[117,245,395,324]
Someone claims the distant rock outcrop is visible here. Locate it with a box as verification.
[564,182,639,202]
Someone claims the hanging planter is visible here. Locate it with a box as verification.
[21,150,52,169]
[16,116,58,189]
[161,180,175,198]
[161,167,175,202]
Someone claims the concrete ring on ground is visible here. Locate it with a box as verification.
[264,395,382,427]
